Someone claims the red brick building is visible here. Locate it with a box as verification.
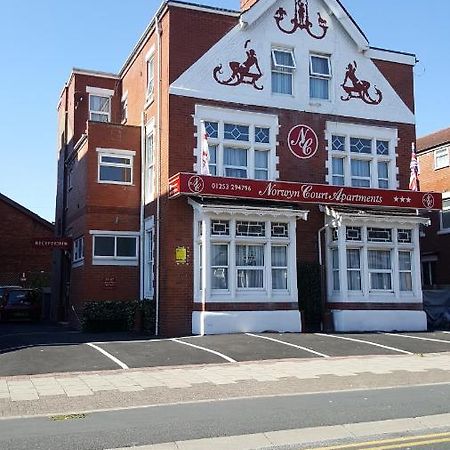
[417,127,450,287]
[0,193,54,287]
[54,0,442,335]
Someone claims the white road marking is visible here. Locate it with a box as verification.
[172,338,237,363]
[315,333,413,355]
[384,333,450,344]
[443,331,450,335]
[246,333,330,358]
[86,343,129,369]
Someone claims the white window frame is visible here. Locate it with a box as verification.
[326,122,398,190]
[327,219,424,303]
[191,201,306,303]
[438,192,450,234]
[271,48,296,95]
[194,105,279,181]
[87,86,114,123]
[72,236,84,267]
[145,120,155,202]
[145,46,155,103]
[121,91,128,123]
[96,148,135,186]
[144,217,155,299]
[90,230,139,266]
[309,54,331,101]
[434,147,449,170]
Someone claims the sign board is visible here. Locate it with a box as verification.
[169,173,442,210]
[33,238,72,250]
[176,246,188,265]
[104,276,116,289]
[288,124,319,159]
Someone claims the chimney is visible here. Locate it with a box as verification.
[240,0,259,12]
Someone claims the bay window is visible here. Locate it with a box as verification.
[195,106,278,180]
[192,202,305,302]
[328,223,421,299]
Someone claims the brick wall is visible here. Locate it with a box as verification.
[0,198,54,285]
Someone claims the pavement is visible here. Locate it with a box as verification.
[1,351,450,418]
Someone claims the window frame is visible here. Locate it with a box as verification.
[326,122,397,190]
[192,202,303,303]
[72,236,84,267]
[144,217,155,299]
[145,122,155,202]
[438,194,450,234]
[194,106,279,181]
[434,147,449,170]
[271,48,296,96]
[145,47,155,103]
[327,223,420,301]
[90,230,139,266]
[96,148,135,186]
[86,86,114,123]
[309,54,332,101]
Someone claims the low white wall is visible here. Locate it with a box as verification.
[332,310,428,332]
[192,310,301,335]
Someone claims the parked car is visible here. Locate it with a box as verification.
[0,285,21,296]
[0,288,42,322]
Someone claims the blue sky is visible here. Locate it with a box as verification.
[0,0,449,222]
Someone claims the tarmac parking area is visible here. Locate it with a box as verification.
[1,323,450,377]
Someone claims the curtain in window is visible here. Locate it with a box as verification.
[272,72,292,95]
[351,160,370,187]
[310,78,329,99]
[346,249,361,290]
[224,147,247,178]
[255,150,269,179]
[399,251,412,291]
[236,245,264,266]
[211,244,228,289]
[369,250,392,290]
[91,96,110,113]
[272,246,288,290]
[332,248,340,291]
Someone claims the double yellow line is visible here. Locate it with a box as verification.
[304,431,450,449]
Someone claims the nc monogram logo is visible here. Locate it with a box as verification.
[422,193,435,209]
[288,124,319,159]
[188,176,205,194]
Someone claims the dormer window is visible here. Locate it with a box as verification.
[271,48,296,95]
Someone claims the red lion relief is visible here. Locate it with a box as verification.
[213,40,263,91]
[341,61,383,105]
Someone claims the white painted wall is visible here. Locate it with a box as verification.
[170,0,414,124]
[332,310,427,332]
[192,310,302,335]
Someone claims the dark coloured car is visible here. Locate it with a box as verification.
[0,288,42,322]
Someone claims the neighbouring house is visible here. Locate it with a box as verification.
[417,127,450,288]
[0,192,54,292]
[53,0,442,335]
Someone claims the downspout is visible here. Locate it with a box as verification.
[155,14,163,336]
[140,111,146,301]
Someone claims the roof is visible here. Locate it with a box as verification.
[0,193,54,231]
[417,127,450,153]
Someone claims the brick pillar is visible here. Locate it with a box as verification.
[240,0,258,11]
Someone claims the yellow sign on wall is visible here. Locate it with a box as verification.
[176,246,187,265]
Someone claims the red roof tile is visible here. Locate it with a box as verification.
[417,127,450,152]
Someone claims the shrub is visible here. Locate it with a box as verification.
[82,300,138,332]
[139,300,156,334]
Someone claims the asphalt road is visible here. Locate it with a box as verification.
[0,383,449,450]
[1,323,450,376]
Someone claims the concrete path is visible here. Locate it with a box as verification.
[1,352,450,418]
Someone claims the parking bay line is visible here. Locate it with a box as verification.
[246,333,330,358]
[315,333,413,355]
[171,338,237,363]
[384,332,450,344]
[86,343,129,369]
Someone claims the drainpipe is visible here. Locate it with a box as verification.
[154,14,163,336]
[140,111,146,301]
[317,219,338,332]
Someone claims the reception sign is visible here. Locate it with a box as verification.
[169,173,442,210]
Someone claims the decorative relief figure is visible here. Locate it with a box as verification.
[274,0,328,39]
[341,61,383,105]
[213,40,263,90]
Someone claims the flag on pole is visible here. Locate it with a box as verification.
[409,142,420,191]
[200,121,210,176]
